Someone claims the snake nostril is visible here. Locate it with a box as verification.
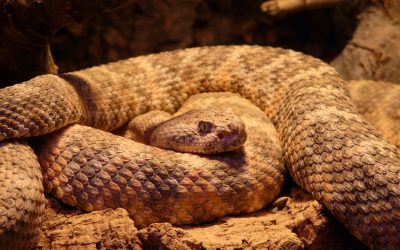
[218,130,236,140]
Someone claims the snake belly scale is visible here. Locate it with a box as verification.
[0,45,399,249]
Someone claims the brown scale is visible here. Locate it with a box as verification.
[37,93,285,228]
[1,46,400,248]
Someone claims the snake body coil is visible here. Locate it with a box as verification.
[37,92,285,228]
[0,46,399,249]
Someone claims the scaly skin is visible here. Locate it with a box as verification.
[36,92,284,228]
[137,109,247,154]
[121,110,172,143]
[0,141,45,249]
[0,46,399,248]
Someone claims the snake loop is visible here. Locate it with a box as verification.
[0,46,399,249]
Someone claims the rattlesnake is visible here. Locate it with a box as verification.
[123,107,248,154]
[36,92,284,230]
[1,45,400,249]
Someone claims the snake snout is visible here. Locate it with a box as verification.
[217,131,228,140]
[217,128,237,140]
[217,127,246,148]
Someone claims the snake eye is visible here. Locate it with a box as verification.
[198,121,213,134]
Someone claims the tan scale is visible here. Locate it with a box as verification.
[1,46,400,248]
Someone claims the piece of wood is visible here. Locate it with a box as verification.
[179,187,365,249]
[37,206,141,249]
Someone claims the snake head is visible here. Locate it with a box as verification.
[149,109,247,154]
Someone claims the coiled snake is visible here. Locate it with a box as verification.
[0,46,399,249]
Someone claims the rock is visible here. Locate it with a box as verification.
[272,196,289,210]
[37,205,141,249]
[137,223,204,250]
[36,187,365,249]
[331,0,400,82]
[178,187,365,249]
